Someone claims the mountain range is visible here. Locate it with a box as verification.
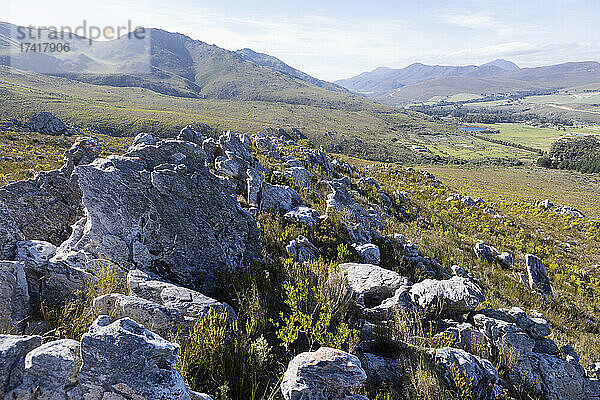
[0,22,361,108]
[336,59,600,105]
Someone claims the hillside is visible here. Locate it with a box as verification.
[0,65,457,162]
[0,126,599,400]
[337,60,600,105]
[0,22,364,108]
[235,47,347,93]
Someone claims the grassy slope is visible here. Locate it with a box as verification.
[0,67,456,162]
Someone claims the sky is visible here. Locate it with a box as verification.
[5,0,600,81]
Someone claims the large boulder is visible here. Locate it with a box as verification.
[526,254,553,297]
[409,276,484,316]
[352,243,380,265]
[27,112,67,135]
[15,240,56,307]
[0,335,42,394]
[260,183,302,213]
[340,263,412,321]
[79,316,191,400]
[281,347,367,400]
[53,139,262,295]
[7,339,81,400]
[0,261,30,332]
[93,293,188,336]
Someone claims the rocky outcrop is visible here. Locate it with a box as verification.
[409,276,484,316]
[281,347,367,400]
[79,316,191,400]
[0,335,42,394]
[53,138,262,294]
[286,236,320,263]
[27,112,67,135]
[526,254,553,297]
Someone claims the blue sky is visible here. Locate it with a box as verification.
[6,0,600,80]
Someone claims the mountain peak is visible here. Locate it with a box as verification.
[480,59,520,71]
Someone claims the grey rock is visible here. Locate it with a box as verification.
[281,347,366,400]
[79,316,191,400]
[201,138,219,164]
[352,243,380,265]
[7,339,81,400]
[473,242,499,263]
[177,126,206,145]
[0,203,25,260]
[526,254,553,297]
[93,293,187,335]
[260,183,302,213]
[433,347,498,400]
[246,167,264,207]
[0,335,42,394]
[284,167,312,185]
[219,131,253,165]
[284,206,322,226]
[131,132,159,149]
[410,276,484,316]
[127,269,235,322]
[64,136,102,168]
[340,263,412,321]
[0,261,30,332]
[286,236,320,263]
[56,139,262,295]
[358,177,380,190]
[498,252,514,267]
[304,150,333,174]
[189,391,214,400]
[27,112,66,135]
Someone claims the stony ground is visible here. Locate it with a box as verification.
[0,116,599,400]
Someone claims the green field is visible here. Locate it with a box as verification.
[525,91,600,105]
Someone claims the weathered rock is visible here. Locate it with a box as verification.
[359,353,401,387]
[284,167,312,185]
[246,167,264,207]
[131,132,159,149]
[358,177,380,190]
[64,136,102,168]
[219,131,253,165]
[526,254,553,297]
[281,347,366,400]
[177,126,206,145]
[7,339,81,400]
[409,276,484,315]
[474,242,499,263]
[93,293,187,335]
[27,112,67,135]
[304,150,333,174]
[0,166,82,246]
[55,139,262,295]
[352,243,380,265]
[0,261,30,332]
[340,263,412,321]
[0,335,42,394]
[284,206,322,226]
[286,236,320,263]
[79,316,191,400]
[433,347,498,400]
[201,138,219,164]
[260,183,302,213]
[127,269,235,321]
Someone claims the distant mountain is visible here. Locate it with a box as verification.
[480,59,520,71]
[337,60,600,105]
[335,60,516,94]
[235,48,347,93]
[0,22,362,108]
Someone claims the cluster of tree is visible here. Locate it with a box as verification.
[537,136,600,173]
